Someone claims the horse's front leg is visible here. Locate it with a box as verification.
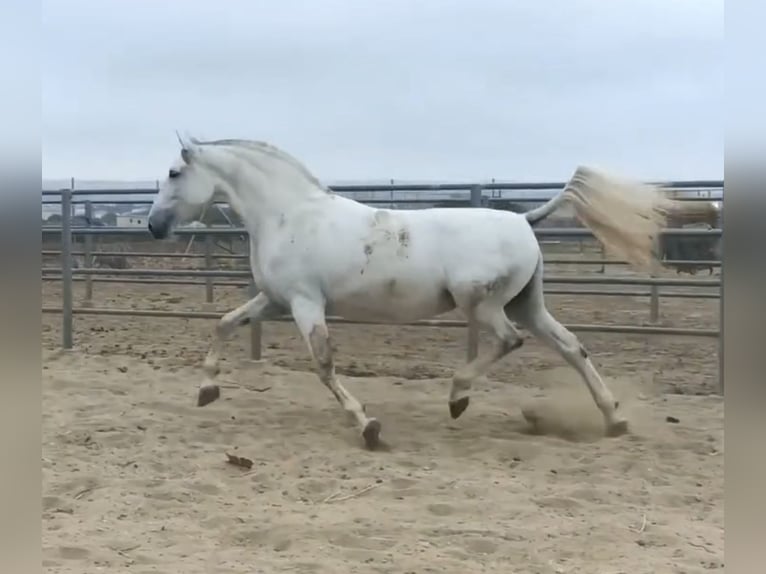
[290,296,381,449]
[198,292,282,406]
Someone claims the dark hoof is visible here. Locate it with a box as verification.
[449,396,470,419]
[197,384,220,407]
[606,419,629,437]
[362,419,382,450]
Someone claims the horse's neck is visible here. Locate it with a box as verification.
[205,146,335,245]
[207,144,326,211]
[227,175,326,237]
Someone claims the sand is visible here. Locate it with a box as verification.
[42,273,724,574]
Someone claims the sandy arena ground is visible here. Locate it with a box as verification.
[42,261,724,573]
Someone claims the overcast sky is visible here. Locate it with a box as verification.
[42,0,723,183]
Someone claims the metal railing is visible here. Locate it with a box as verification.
[41,180,724,392]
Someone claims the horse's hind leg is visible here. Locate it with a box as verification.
[448,301,525,419]
[290,296,381,450]
[198,292,282,406]
[506,270,628,436]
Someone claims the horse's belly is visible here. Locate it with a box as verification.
[326,278,455,323]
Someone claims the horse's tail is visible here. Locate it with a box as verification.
[523,193,568,226]
[525,165,681,271]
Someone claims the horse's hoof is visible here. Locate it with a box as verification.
[362,419,382,450]
[197,384,221,407]
[449,396,470,419]
[606,419,629,437]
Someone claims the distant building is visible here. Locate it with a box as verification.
[116,207,150,227]
[116,214,147,227]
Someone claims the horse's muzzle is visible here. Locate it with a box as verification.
[147,210,174,239]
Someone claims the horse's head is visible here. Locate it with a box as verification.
[148,133,222,239]
[149,133,329,238]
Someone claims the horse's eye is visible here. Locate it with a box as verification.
[168,169,181,179]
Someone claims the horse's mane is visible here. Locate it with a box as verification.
[192,138,326,190]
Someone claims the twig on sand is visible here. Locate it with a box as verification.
[321,489,342,502]
[113,544,141,556]
[321,482,382,504]
[688,541,716,554]
[73,485,104,500]
[219,382,272,393]
[73,488,92,500]
[238,469,258,478]
[630,513,647,533]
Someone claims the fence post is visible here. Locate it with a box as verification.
[466,185,482,361]
[246,240,262,361]
[718,218,724,394]
[248,277,262,361]
[649,276,660,323]
[204,234,214,304]
[61,186,74,349]
[83,201,94,304]
[598,243,605,274]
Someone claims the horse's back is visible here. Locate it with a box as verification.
[330,203,540,282]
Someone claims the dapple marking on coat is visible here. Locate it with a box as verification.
[147,135,684,450]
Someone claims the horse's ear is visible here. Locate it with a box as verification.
[177,131,201,165]
[175,130,189,149]
[179,148,189,164]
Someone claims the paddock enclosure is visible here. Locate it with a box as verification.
[42,181,723,573]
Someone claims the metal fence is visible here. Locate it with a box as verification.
[41,179,724,392]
